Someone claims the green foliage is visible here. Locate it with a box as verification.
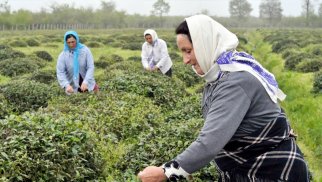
[121,42,141,50]
[166,93,202,122]
[26,38,40,46]
[0,94,13,119]
[237,34,248,44]
[312,71,322,94]
[34,50,53,61]
[272,39,299,53]
[87,41,103,48]
[296,59,322,73]
[102,69,188,109]
[0,113,104,181]
[30,69,56,84]
[281,49,297,59]
[114,117,218,181]
[1,80,53,113]
[9,40,28,47]
[96,54,125,69]
[0,45,25,61]
[0,57,41,77]
[44,91,163,142]
[172,62,202,87]
[311,46,322,56]
[101,37,115,45]
[127,55,141,62]
[169,51,181,61]
[284,52,314,71]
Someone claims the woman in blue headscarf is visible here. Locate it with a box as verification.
[56,30,98,94]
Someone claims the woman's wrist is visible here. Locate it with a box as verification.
[162,160,191,181]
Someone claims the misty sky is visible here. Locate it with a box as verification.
[5,0,322,17]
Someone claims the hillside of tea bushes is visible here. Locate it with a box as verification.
[0,29,321,181]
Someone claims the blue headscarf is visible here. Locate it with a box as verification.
[63,30,84,81]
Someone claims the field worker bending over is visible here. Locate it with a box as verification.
[138,14,309,182]
[141,29,173,77]
[56,30,99,94]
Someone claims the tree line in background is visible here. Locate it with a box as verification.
[0,0,322,30]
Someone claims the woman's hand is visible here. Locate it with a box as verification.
[66,85,74,93]
[80,83,88,92]
[138,166,167,182]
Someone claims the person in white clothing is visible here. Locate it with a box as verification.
[141,29,173,77]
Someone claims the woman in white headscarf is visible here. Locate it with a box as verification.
[138,15,309,182]
[141,29,173,77]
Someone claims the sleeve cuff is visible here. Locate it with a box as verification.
[162,160,191,181]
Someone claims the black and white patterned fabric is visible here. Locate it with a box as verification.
[162,160,191,182]
[215,111,310,182]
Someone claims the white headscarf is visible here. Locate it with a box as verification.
[144,29,158,43]
[186,14,239,78]
[185,14,285,102]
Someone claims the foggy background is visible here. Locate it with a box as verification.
[1,0,322,29]
[6,0,322,17]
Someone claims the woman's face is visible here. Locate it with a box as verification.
[66,36,77,49]
[145,34,153,44]
[176,34,204,75]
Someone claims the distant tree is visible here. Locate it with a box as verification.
[319,3,322,17]
[229,0,252,20]
[200,9,210,16]
[302,0,315,26]
[100,1,116,12]
[11,10,33,25]
[151,0,170,27]
[0,0,10,13]
[259,0,283,24]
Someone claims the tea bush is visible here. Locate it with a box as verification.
[30,69,56,84]
[9,40,28,47]
[111,54,124,62]
[284,52,314,71]
[127,55,141,62]
[169,51,181,61]
[87,41,103,48]
[101,37,115,45]
[312,71,322,94]
[121,42,141,50]
[26,38,40,46]
[96,54,124,69]
[0,57,40,77]
[0,113,104,181]
[1,80,53,113]
[237,34,248,44]
[43,91,163,142]
[106,60,142,74]
[0,94,12,119]
[296,59,322,73]
[114,117,218,181]
[95,59,109,69]
[102,69,188,109]
[0,45,25,61]
[166,93,202,122]
[172,62,202,87]
[281,49,297,59]
[311,46,322,56]
[34,50,53,61]
[272,39,299,53]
